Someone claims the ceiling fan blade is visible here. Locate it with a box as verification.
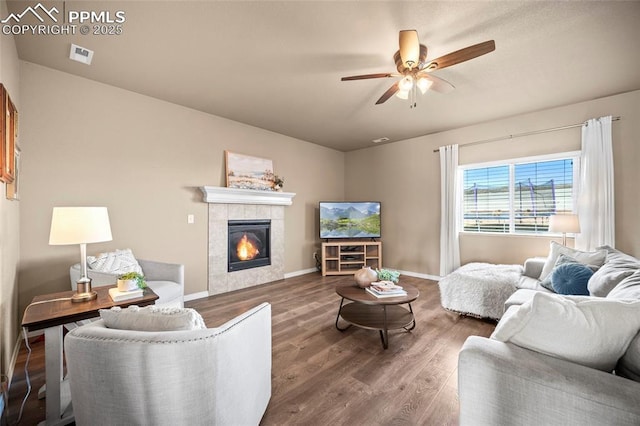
[375,81,400,105]
[420,73,455,94]
[341,73,394,81]
[399,30,420,69]
[424,40,495,71]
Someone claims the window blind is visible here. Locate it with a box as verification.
[462,157,575,234]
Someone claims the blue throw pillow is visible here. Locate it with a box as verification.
[551,262,594,295]
[540,253,579,292]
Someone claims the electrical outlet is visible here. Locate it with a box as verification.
[187,214,195,224]
[312,251,317,260]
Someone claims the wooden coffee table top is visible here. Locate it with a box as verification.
[22,286,159,332]
[335,282,419,305]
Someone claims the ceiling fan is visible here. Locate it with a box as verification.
[341,30,495,107]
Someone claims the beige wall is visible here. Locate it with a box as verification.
[18,62,344,315]
[0,0,21,381]
[8,45,640,382]
[345,90,640,276]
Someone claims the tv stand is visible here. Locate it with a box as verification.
[321,241,382,276]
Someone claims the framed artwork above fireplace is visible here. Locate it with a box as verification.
[225,151,275,191]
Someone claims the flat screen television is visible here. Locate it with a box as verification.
[319,201,381,239]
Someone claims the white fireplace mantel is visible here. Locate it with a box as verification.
[200,186,296,206]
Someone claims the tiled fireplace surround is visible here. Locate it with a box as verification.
[201,186,295,295]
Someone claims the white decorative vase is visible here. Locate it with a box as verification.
[117,279,138,292]
[354,266,378,288]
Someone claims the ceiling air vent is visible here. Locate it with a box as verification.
[69,44,94,65]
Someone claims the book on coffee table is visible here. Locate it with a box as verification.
[366,281,407,298]
[108,287,144,302]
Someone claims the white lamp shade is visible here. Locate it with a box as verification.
[49,207,113,245]
[549,214,580,234]
[398,75,414,91]
[395,89,409,100]
[417,77,433,94]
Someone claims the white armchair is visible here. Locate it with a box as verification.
[64,303,272,425]
[70,259,184,308]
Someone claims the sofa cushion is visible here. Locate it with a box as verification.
[617,331,640,382]
[517,275,550,291]
[551,262,593,295]
[99,305,206,331]
[505,289,591,310]
[538,241,606,283]
[491,291,640,371]
[87,248,143,275]
[607,270,640,300]
[588,246,640,297]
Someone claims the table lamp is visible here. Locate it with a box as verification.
[49,207,113,302]
[549,214,580,246]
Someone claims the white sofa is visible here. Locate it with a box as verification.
[70,259,184,308]
[64,303,272,425]
[458,246,640,425]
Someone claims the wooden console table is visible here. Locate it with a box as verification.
[321,241,382,276]
[22,286,158,425]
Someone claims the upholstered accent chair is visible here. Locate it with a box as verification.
[70,258,184,308]
[64,303,272,425]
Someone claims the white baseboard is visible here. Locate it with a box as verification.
[282,267,439,281]
[395,269,442,282]
[284,268,318,279]
[182,268,433,302]
[183,291,209,302]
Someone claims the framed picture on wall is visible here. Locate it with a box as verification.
[0,84,6,183]
[0,84,17,184]
[6,146,20,200]
[225,151,275,191]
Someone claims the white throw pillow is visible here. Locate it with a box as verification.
[100,305,207,331]
[491,292,640,371]
[87,248,143,275]
[538,241,607,283]
[588,246,640,297]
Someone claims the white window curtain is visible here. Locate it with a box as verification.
[440,144,460,276]
[576,115,615,251]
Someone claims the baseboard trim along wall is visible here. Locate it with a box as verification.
[183,268,439,302]
[183,291,210,302]
[396,269,441,282]
[284,268,318,279]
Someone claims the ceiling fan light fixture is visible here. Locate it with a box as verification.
[417,77,433,94]
[398,75,414,92]
[395,89,409,100]
[341,30,495,107]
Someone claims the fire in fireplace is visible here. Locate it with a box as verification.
[228,219,271,272]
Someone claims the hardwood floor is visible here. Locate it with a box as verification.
[6,273,495,425]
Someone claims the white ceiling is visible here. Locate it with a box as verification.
[7,1,640,151]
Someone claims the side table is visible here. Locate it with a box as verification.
[21,286,158,426]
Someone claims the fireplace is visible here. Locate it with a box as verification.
[202,186,294,295]
[228,219,271,272]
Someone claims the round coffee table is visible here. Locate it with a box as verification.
[335,282,419,349]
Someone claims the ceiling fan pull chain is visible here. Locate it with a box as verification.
[411,85,416,108]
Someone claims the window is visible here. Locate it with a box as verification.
[461,153,579,234]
